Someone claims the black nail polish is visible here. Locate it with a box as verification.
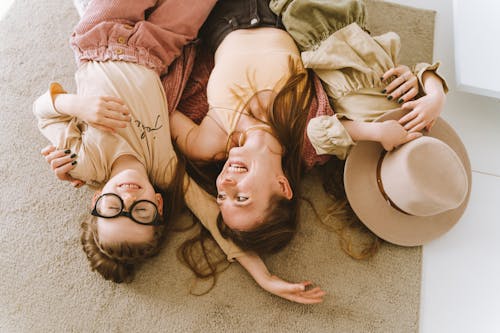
[64,149,71,154]
[71,161,77,165]
[398,98,403,104]
[381,89,386,94]
[380,77,384,81]
[70,153,77,158]
[387,95,393,101]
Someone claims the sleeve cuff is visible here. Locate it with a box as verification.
[413,62,449,96]
[33,82,71,123]
[307,115,355,160]
[49,82,68,114]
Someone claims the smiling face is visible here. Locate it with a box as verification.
[94,169,163,245]
[216,142,292,231]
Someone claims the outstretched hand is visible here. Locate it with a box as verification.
[40,145,85,188]
[236,254,326,304]
[259,275,326,304]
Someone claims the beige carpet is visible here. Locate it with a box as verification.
[0,1,435,332]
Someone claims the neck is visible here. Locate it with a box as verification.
[110,155,147,178]
[242,128,284,156]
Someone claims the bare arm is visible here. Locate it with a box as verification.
[169,109,226,161]
[54,94,131,133]
[341,119,421,151]
[237,253,326,304]
[183,179,325,304]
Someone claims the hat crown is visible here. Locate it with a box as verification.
[380,136,468,217]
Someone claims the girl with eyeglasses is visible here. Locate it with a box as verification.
[33,0,234,283]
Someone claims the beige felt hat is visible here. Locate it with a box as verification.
[344,110,472,246]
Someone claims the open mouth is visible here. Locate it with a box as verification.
[118,183,142,190]
[227,161,248,173]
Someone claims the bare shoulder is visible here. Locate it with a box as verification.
[169,108,229,161]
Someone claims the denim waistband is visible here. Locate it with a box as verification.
[201,0,284,51]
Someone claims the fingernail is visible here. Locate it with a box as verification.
[380,77,384,81]
[381,89,386,94]
[387,95,393,101]
[70,153,77,158]
[71,161,77,165]
[64,149,71,154]
[397,98,403,104]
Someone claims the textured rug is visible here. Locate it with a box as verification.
[0,1,435,332]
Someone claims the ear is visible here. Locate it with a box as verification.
[92,191,102,205]
[277,176,293,200]
[155,193,164,216]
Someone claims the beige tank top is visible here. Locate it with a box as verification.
[206,27,303,134]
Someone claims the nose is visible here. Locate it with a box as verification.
[221,176,236,186]
[121,192,137,208]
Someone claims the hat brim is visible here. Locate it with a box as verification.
[344,110,472,246]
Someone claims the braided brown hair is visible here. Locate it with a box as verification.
[80,216,164,283]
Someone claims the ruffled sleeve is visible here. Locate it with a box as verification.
[33,82,70,123]
[306,115,355,160]
[32,82,102,187]
[32,82,83,152]
[413,62,449,96]
[269,0,293,15]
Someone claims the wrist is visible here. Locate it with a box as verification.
[427,90,446,99]
[342,120,382,142]
[366,122,384,143]
[427,90,446,108]
[423,75,446,97]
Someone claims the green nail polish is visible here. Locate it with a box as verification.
[387,95,393,101]
[64,149,71,154]
[70,153,77,158]
[398,98,403,104]
[381,89,386,94]
[71,161,77,165]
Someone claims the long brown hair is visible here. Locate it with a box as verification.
[178,59,313,291]
[80,216,165,283]
[80,154,188,283]
[316,157,380,260]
